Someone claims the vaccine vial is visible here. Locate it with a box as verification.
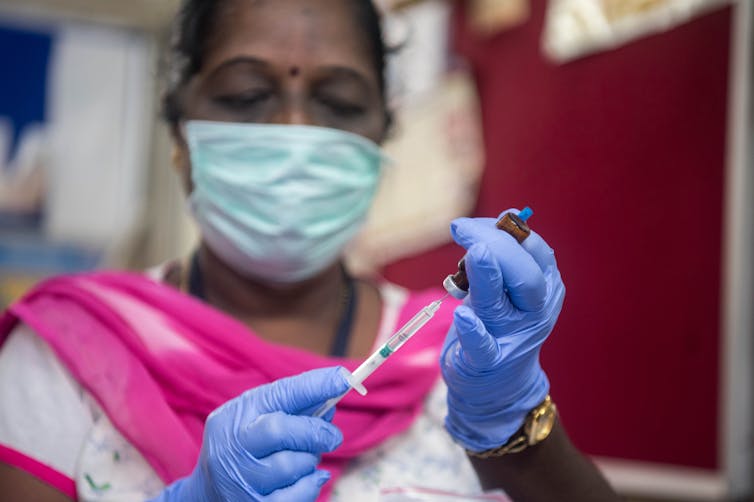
[443,207,533,300]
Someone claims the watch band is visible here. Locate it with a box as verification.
[466,395,557,459]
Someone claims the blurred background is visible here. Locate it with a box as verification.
[0,0,751,500]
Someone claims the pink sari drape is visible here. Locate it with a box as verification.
[0,271,456,499]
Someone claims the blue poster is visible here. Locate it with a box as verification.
[0,22,100,307]
[0,24,52,229]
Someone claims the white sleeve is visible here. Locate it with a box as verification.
[0,324,98,478]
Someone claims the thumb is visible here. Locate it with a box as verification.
[254,367,351,415]
[454,306,500,371]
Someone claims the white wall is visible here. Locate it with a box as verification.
[45,23,155,248]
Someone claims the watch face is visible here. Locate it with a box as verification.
[530,403,557,444]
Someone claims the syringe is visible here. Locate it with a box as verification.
[312,297,445,418]
[312,208,534,418]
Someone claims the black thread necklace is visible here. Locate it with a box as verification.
[187,253,356,357]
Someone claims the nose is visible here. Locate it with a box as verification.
[271,99,315,127]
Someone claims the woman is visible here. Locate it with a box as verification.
[0,1,619,501]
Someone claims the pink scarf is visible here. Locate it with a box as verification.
[0,271,456,499]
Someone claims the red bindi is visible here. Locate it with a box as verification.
[289,66,300,77]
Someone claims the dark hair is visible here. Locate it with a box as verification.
[162,0,389,127]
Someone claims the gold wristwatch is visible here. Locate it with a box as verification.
[467,395,557,458]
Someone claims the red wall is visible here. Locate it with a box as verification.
[384,1,730,469]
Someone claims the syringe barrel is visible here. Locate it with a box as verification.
[385,309,434,353]
[312,301,441,418]
[352,350,389,383]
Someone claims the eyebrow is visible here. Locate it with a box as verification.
[206,56,374,89]
[319,66,372,87]
[206,56,271,78]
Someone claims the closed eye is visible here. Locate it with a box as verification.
[315,96,366,118]
[213,91,273,110]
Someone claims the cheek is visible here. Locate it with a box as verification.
[367,96,391,144]
[366,110,389,145]
[342,105,388,145]
[374,109,391,144]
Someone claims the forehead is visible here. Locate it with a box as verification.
[202,0,377,80]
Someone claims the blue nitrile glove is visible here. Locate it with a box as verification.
[441,211,565,452]
[150,366,351,502]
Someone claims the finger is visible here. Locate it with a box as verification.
[454,306,501,370]
[266,470,331,502]
[456,219,546,311]
[450,217,499,250]
[253,366,351,415]
[248,450,320,495]
[320,406,336,422]
[521,230,557,273]
[464,243,508,313]
[242,412,343,457]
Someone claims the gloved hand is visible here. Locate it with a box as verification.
[441,210,565,452]
[151,366,351,502]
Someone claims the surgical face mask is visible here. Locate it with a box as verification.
[185,120,386,284]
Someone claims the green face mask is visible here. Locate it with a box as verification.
[186,120,386,283]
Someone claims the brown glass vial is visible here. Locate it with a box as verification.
[443,208,533,300]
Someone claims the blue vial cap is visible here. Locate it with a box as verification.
[519,207,533,221]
